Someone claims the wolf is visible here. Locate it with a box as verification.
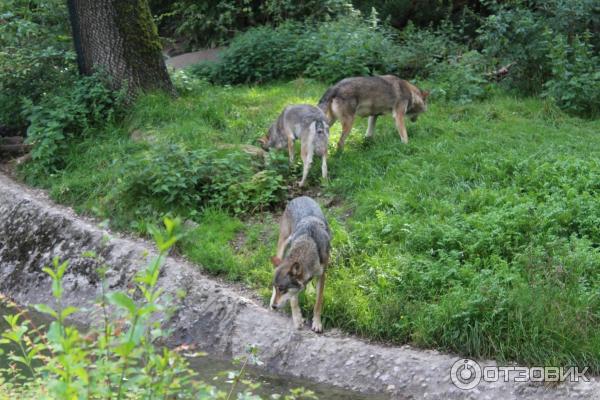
[269,196,331,333]
[317,75,429,151]
[258,104,330,187]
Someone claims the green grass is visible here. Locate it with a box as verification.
[21,77,600,371]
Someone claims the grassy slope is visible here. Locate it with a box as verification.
[24,79,600,371]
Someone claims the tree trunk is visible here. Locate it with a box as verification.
[67,0,174,97]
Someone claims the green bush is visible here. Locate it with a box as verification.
[23,74,126,179]
[543,32,600,117]
[115,144,286,218]
[193,12,422,84]
[477,0,600,96]
[430,50,488,104]
[209,22,306,84]
[394,21,464,78]
[301,12,402,83]
[0,0,75,129]
[477,5,553,94]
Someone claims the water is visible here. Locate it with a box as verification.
[0,301,387,399]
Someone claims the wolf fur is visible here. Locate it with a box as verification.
[318,75,429,150]
[270,196,331,333]
[258,104,330,187]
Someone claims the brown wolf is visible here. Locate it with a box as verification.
[258,104,330,187]
[317,75,429,151]
[270,196,331,333]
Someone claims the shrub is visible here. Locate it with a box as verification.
[0,0,75,129]
[23,74,126,179]
[477,5,553,94]
[394,21,464,78]
[301,11,402,83]
[114,144,287,218]
[477,0,600,95]
[430,50,489,104]
[195,11,417,84]
[543,32,600,117]
[210,22,306,84]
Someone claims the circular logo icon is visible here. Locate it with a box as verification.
[450,358,482,390]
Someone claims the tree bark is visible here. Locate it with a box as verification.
[67,0,174,97]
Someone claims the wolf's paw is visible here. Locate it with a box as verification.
[293,317,305,330]
[311,319,323,333]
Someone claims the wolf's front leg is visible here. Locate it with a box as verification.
[311,273,326,333]
[393,101,409,144]
[321,152,328,181]
[290,294,304,329]
[366,115,377,138]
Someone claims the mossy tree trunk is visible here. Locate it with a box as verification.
[67,0,174,97]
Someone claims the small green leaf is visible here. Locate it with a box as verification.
[107,292,136,315]
[34,304,58,319]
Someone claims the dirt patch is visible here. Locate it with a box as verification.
[0,171,598,399]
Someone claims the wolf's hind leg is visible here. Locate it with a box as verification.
[291,294,304,329]
[311,272,326,333]
[299,136,314,187]
[366,115,377,138]
[337,116,355,152]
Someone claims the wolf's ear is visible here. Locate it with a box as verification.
[421,90,430,100]
[290,262,302,277]
[271,256,282,267]
[258,136,269,149]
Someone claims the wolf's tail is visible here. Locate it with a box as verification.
[317,86,336,114]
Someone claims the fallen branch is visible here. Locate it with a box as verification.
[0,136,24,145]
[486,62,517,81]
[0,143,32,155]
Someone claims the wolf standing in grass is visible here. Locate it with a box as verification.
[318,75,429,150]
[270,196,331,333]
[259,104,329,187]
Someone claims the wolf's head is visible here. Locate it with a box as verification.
[269,256,304,309]
[408,87,430,121]
[314,119,330,156]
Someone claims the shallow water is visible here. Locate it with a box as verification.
[0,301,387,399]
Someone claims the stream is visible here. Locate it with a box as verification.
[0,301,387,399]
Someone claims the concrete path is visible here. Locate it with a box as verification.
[165,48,222,70]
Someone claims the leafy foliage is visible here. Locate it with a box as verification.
[430,50,488,104]
[543,32,600,117]
[22,73,126,179]
[477,5,553,94]
[0,0,75,129]
[115,143,286,218]
[192,12,422,85]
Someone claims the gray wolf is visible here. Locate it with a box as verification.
[258,104,330,187]
[317,75,429,151]
[269,196,331,333]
